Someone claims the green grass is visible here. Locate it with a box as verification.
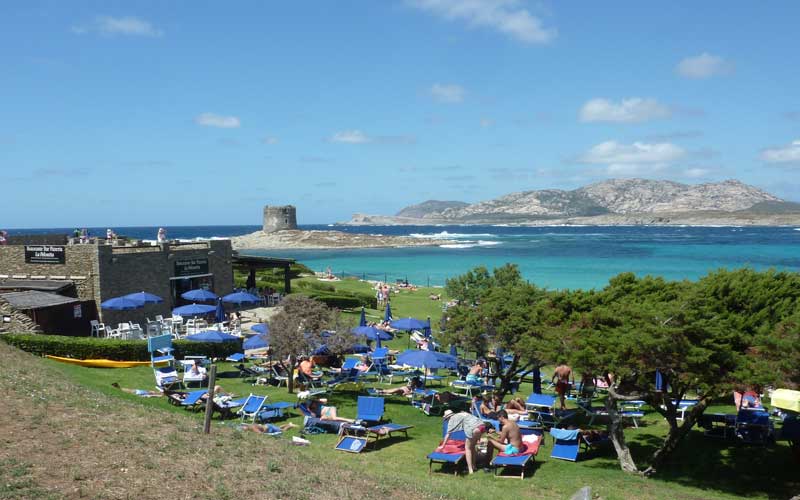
[11,277,799,499]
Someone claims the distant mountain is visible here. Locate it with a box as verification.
[343,179,799,226]
[396,200,468,218]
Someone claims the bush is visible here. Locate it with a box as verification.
[0,334,241,361]
[295,280,336,292]
[305,294,362,310]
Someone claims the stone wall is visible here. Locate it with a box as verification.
[263,205,298,232]
[0,244,97,302]
[0,297,41,334]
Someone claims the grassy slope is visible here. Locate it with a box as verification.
[3,278,797,499]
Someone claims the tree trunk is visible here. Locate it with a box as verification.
[287,354,295,394]
[605,390,642,474]
[533,365,542,394]
[642,399,708,476]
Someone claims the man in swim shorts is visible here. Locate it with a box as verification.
[552,362,573,410]
[486,410,524,457]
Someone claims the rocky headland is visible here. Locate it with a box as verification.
[342,179,800,226]
[230,229,454,250]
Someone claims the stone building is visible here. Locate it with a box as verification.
[0,239,234,335]
[263,205,297,232]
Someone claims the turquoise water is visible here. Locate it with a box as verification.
[253,225,800,290]
[12,224,800,290]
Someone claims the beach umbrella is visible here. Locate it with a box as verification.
[384,302,392,322]
[222,291,260,305]
[251,323,269,334]
[185,330,241,343]
[244,334,269,350]
[359,307,367,327]
[214,298,225,323]
[123,291,163,304]
[181,289,218,302]
[656,370,668,391]
[351,326,393,341]
[100,296,144,311]
[390,317,428,331]
[396,349,457,387]
[172,303,216,317]
[424,316,432,338]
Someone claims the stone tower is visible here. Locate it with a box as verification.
[263,205,298,232]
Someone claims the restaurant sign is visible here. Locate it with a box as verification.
[174,258,209,277]
[24,245,66,264]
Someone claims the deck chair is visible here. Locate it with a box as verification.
[364,347,392,382]
[491,432,542,480]
[412,388,470,416]
[698,412,737,439]
[427,419,467,475]
[238,394,292,423]
[175,389,208,410]
[183,365,207,388]
[147,334,174,367]
[297,402,345,434]
[154,366,181,391]
[356,396,385,424]
[619,400,646,428]
[450,379,494,398]
[735,408,774,444]
[327,358,360,388]
[549,428,610,461]
[226,352,246,363]
[525,393,576,429]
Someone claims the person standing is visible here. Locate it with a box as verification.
[552,362,573,411]
[440,410,487,474]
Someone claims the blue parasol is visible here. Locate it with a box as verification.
[395,349,457,370]
[123,291,163,304]
[101,296,144,310]
[390,317,428,331]
[251,323,269,334]
[181,289,218,301]
[359,307,367,327]
[384,302,392,322]
[172,303,216,317]
[185,330,241,343]
[222,291,260,305]
[351,326,393,341]
[243,334,269,350]
[214,298,225,323]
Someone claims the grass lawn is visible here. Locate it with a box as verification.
[3,277,797,499]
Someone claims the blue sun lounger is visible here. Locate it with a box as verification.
[526,393,576,429]
[550,428,581,461]
[238,394,292,423]
[427,420,467,475]
[490,433,542,480]
[357,396,385,424]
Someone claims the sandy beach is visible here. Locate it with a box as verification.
[231,229,455,250]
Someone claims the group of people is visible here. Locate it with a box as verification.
[375,283,392,305]
[440,408,527,475]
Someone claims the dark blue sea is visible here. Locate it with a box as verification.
[8,224,800,290]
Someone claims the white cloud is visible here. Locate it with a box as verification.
[430,83,465,103]
[683,167,711,178]
[480,117,494,128]
[262,136,279,145]
[72,16,163,37]
[761,139,800,164]
[579,98,671,123]
[194,113,241,128]
[407,0,556,44]
[676,53,733,79]
[329,130,371,144]
[580,140,686,175]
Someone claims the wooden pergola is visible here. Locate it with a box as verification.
[231,254,296,293]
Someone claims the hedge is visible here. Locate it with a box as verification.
[0,334,241,361]
[307,294,363,310]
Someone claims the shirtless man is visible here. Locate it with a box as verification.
[552,362,573,410]
[466,360,485,385]
[487,410,524,456]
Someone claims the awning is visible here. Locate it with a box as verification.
[0,279,74,293]
[0,291,80,310]
[169,273,213,280]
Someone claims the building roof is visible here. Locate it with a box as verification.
[0,291,80,310]
[232,253,295,268]
[0,279,74,293]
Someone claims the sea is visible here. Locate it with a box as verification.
[7,225,800,290]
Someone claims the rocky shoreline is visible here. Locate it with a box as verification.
[230,229,454,250]
[342,211,800,227]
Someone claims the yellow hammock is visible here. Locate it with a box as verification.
[45,355,166,368]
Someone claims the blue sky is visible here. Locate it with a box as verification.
[2,1,799,227]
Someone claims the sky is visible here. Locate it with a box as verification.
[2,1,800,228]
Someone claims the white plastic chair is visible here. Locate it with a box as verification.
[90,320,107,338]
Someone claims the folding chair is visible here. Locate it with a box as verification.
[356,396,385,425]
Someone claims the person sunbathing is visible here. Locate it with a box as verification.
[486,410,524,456]
[377,377,422,396]
[308,399,354,423]
[111,382,162,397]
[479,393,499,419]
[503,396,528,414]
[240,422,297,434]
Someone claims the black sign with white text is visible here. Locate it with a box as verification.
[24,245,66,264]
[174,258,209,277]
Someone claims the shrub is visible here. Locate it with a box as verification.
[305,294,362,310]
[295,281,336,293]
[0,334,241,361]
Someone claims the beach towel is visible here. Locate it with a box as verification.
[435,440,466,454]
[550,428,580,440]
